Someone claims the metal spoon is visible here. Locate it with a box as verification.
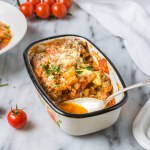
[62,79,150,112]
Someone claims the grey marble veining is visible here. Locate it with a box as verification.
[0,0,150,150]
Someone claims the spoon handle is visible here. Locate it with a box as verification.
[105,79,150,105]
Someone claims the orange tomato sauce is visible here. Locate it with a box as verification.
[105,98,116,108]
[58,103,88,114]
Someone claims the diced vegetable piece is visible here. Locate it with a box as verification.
[48,74,54,81]
[93,62,99,71]
[35,67,43,77]
[78,69,93,77]
[89,87,97,95]
[62,69,78,87]
[93,71,102,86]
[98,58,109,74]
[102,80,112,92]
[97,91,108,100]
[67,76,78,86]
[83,89,89,96]
[62,69,75,79]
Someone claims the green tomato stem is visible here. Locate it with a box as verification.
[16,0,20,6]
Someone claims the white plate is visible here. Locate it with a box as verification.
[132,98,150,150]
[0,1,27,55]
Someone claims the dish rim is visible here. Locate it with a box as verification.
[23,34,128,118]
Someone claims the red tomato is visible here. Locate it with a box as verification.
[57,0,72,9]
[7,106,27,129]
[98,58,109,74]
[52,3,67,19]
[19,2,34,18]
[35,3,51,19]
[42,0,56,6]
[27,0,40,6]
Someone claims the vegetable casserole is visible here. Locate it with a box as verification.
[30,38,115,110]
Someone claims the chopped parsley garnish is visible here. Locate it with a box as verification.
[42,64,60,75]
[86,66,93,71]
[42,64,47,69]
[45,69,51,75]
[0,84,8,87]
[53,84,59,88]
[81,65,93,71]
[4,25,10,29]
[75,70,83,74]
[42,64,50,75]
[5,33,11,38]
[51,64,60,73]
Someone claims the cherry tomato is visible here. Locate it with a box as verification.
[7,106,27,129]
[35,3,51,19]
[19,2,34,18]
[42,0,56,6]
[57,0,72,9]
[52,3,67,19]
[27,0,40,6]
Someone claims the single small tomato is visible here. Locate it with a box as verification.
[7,106,27,129]
[57,0,72,9]
[35,3,51,19]
[19,2,34,18]
[27,0,40,6]
[52,3,67,19]
[42,0,56,6]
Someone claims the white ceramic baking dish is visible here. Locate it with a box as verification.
[23,35,127,136]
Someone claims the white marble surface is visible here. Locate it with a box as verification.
[0,0,150,150]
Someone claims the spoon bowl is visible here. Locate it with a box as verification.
[62,98,105,113]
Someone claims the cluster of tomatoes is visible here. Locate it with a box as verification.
[19,0,72,19]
